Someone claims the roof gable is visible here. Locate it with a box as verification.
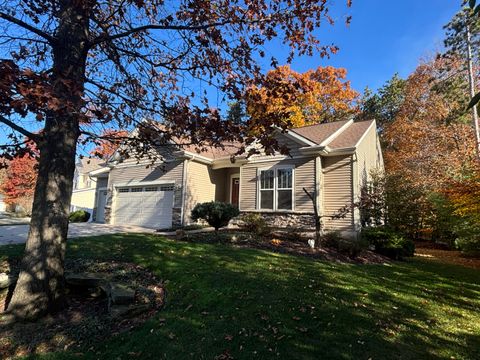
[290,120,351,145]
[76,158,106,174]
[328,120,375,149]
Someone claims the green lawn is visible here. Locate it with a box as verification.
[1,234,479,360]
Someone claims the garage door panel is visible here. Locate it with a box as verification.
[113,185,174,229]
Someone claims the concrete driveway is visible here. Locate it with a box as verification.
[0,223,157,245]
[0,211,30,226]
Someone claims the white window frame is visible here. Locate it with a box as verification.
[257,165,295,212]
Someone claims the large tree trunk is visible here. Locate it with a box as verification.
[7,0,90,320]
[6,123,79,319]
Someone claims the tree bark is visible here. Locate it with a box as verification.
[7,0,90,320]
[466,20,480,158]
[303,188,321,247]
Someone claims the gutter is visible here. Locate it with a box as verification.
[298,144,356,157]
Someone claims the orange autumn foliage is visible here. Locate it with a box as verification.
[246,65,359,128]
[0,151,37,214]
[383,57,477,191]
[90,129,128,159]
[443,165,480,221]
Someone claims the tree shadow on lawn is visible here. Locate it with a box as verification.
[1,233,479,359]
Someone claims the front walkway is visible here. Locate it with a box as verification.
[0,223,156,245]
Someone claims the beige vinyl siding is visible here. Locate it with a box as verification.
[355,122,383,190]
[183,160,226,223]
[239,166,257,210]
[115,144,178,166]
[274,133,305,157]
[108,160,184,208]
[240,157,316,213]
[322,155,354,231]
[71,189,96,212]
[251,132,305,158]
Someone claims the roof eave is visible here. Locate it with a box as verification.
[273,126,318,146]
[89,167,110,177]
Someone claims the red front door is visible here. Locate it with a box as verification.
[231,177,240,208]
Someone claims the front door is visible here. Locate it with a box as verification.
[231,177,240,208]
[95,190,107,223]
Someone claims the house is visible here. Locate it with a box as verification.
[87,119,383,236]
[70,158,108,220]
[0,193,5,212]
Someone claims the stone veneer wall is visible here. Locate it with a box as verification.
[104,189,113,224]
[237,211,360,239]
[172,207,182,227]
[240,211,316,230]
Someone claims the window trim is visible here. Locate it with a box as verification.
[257,165,295,212]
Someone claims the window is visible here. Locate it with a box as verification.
[131,187,143,192]
[258,167,294,211]
[277,168,293,210]
[144,186,158,192]
[259,170,274,209]
[160,185,175,191]
[118,188,130,193]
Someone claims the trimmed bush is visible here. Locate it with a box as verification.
[361,226,415,260]
[337,238,366,259]
[239,213,269,236]
[321,231,366,259]
[321,231,343,249]
[69,210,91,223]
[191,201,240,231]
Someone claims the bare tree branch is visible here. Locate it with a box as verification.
[90,20,234,46]
[0,12,56,45]
[0,115,40,142]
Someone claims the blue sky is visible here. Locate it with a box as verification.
[0,0,463,148]
[279,0,461,93]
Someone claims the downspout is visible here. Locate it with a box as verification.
[180,157,190,226]
[351,153,360,233]
[315,156,323,233]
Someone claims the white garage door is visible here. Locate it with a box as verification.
[113,184,174,229]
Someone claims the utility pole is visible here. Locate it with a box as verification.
[466,18,480,158]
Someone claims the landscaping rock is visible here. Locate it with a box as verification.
[110,283,135,305]
[0,273,17,289]
[176,229,186,240]
[110,304,151,318]
[65,273,107,288]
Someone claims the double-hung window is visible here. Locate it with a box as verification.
[258,167,294,211]
[259,169,275,209]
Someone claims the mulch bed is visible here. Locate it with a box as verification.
[0,260,165,360]
[415,242,480,270]
[173,230,390,265]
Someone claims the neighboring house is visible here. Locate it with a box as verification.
[70,158,108,220]
[0,193,5,212]
[87,119,383,237]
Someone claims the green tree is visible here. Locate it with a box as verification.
[443,7,480,155]
[444,8,480,60]
[226,101,247,124]
[358,74,406,133]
